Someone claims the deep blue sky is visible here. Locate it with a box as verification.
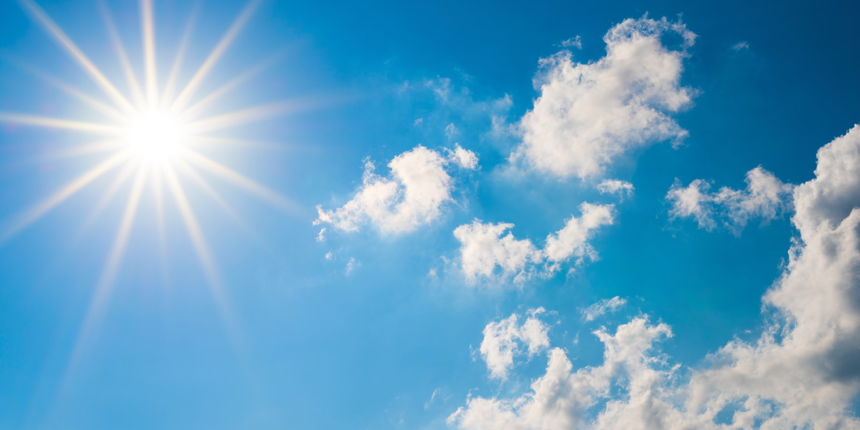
[0,1,859,429]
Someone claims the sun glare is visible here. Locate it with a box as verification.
[123,111,187,163]
[0,0,310,384]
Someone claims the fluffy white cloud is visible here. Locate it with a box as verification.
[454,220,539,281]
[450,125,860,429]
[596,179,634,198]
[447,144,480,170]
[688,125,860,428]
[480,308,551,380]
[543,203,614,264]
[454,203,615,281]
[449,317,679,430]
[667,166,794,234]
[515,16,696,179]
[581,296,627,322]
[314,145,477,234]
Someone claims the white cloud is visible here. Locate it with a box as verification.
[425,388,441,410]
[316,227,326,242]
[667,166,794,234]
[596,179,634,198]
[543,203,615,266]
[581,296,627,322]
[345,257,360,275]
[446,123,460,139]
[732,41,750,51]
[324,251,333,260]
[447,144,479,170]
[480,309,550,380]
[454,220,539,281]
[454,203,614,282]
[314,145,477,234]
[449,317,677,430]
[687,124,860,428]
[450,125,860,429]
[515,16,697,179]
[560,35,582,49]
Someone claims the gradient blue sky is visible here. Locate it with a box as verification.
[1,1,859,429]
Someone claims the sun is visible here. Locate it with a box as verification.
[122,110,188,164]
[0,0,312,382]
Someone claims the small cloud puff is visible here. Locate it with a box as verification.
[560,35,582,49]
[454,203,615,283]
[732,41,750,51]
[581,296,627,321]
[596,179,634,197]
[345,257,360,275]
[666,166,794,235]
[315,144,478,235]
[479,308,550,380]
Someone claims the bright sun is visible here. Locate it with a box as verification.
[122,111,188,163]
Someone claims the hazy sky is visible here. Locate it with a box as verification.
[1,1,859,429]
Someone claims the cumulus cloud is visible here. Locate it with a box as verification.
[515,16,697,179]
[447,144,479,170]
[596,179,634,198]
[667,166,794,234]
[454,220,539,281]
[732,41,750,51]
[480,308,551,380]
[688,124,860,428]
[450,125,860,429]
[454,203,615,282]
[449,317,679,430]
[581,296,627,322]
[314,145,477,234]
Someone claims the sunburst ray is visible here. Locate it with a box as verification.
[140,0,158,108]
[0,151,129,243]
[161,3,199,109]
[162,165,243,344]
[62,166,147,386]
[0,113,123,135]
[19,0,136,114]
[98,1,146,109]
[173,159,266,246]
[169,0,261,114]
[181,149,302,215]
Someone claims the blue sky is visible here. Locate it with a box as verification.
[1,0,859,429]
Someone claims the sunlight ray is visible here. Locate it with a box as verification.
[0,151,129,243]
[36,140,122,162]
[152,169,169,285]
[181,149,302,215]
[0,113,123,135]
[9,59,128,122]
[169,0,261,114]
[98,1,146,109]
[19,0,137,114]
[184,99,314,134]
[161,3,199,109]
[173,159,265,245]
[78,162,139,236]
[179,51,286,121]
[63,166,146,385]
[186,135,296,152]
[140,0,158,108]
[163,164,242,343]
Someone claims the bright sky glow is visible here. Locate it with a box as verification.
[1,1,859,429]
[122,111,188,163]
